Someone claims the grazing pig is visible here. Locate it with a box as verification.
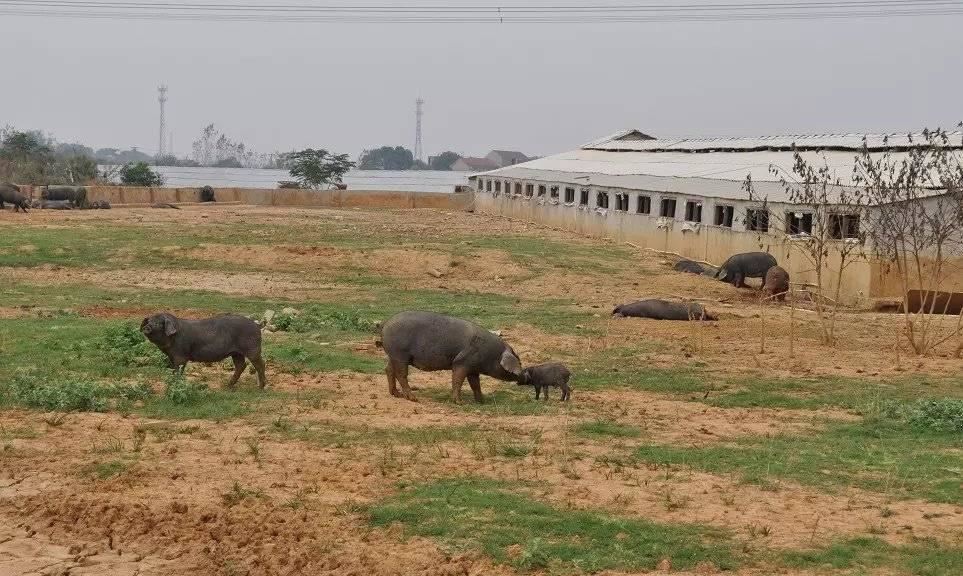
[377,311,522,403]
[763,265,790,301]
[517,362,571,401]
[613,299,717,321]
[140,313,267,389]
[150,202,180,209]
[0,183,29,212]
[714,252,777,288]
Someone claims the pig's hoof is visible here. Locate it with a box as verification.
[405,395,419,403]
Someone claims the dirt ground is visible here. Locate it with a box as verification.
[1,205,962,575]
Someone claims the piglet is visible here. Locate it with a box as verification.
[517,362,571,401]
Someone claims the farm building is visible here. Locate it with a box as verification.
[469,129,963,306]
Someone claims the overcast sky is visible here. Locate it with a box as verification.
[2,9,961,159]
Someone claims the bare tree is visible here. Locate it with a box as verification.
[854,128,963,355]
[744,149,866,345]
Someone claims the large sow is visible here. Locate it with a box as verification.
[377,311,522,403]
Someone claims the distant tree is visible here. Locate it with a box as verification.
[120,162,164,187]
[283,149,355,189]
[52,154,98,185]
[429,151,461,171]
[95,147,153,165]
[191,124,269,168]
[154,155,200,167]
[0,130,53,182]
[358,146,415,170]
[213,157,244,168]
[411,159,429,170]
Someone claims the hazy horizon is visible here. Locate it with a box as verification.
[3,7,962,160]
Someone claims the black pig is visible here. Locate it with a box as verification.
[140,313,267,389]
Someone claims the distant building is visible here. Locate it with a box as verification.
[450,156,500,172]
[486,150,531,168]
[469,128,963,305]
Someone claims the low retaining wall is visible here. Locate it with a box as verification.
[14,185,474,211]
[476,193,877,305]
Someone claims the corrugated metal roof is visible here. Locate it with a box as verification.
[473,146,959,203]
[583,131,963,153]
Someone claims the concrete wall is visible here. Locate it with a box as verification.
[72,186,474,211]
[476,192,877,305]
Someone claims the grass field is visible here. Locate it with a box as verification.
[1,205,961,575]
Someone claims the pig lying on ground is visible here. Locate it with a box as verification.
[150,202,180,209]
[141,313,267,389]
[613,299,718,321]
[377,310,522,403]
[517,362,571,401]
[41,200,73,210]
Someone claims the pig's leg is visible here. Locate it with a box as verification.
[450,365,468,404]
[227,353,246,389]
[385,361,401,397]
[467,373,484,403]
[250,354,268,389]
[396,362,417,402]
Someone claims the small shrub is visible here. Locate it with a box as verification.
[99,322,166,367]
[906,399,963,433]
[879,398,963,433]
[164,374,209,405]
[270,306,377,334]
[10,372,110,412]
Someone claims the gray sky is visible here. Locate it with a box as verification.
[2,9,961,159]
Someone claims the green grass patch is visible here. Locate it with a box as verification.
[422,386,560,416]
[368,478,736,573]
[783,536,963,576]
[635,408,963,504]
[266,339,384,374]
[139,378,281,421]
[574,419,642,439]
[706,375,963,411]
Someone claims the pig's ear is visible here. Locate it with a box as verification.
[140,317,149,331]
[500,349,522,376]
[163,315,178,336]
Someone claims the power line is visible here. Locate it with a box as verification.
[2,0,962,22]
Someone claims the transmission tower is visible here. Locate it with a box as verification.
[414,98,424,163]
[157,85,168,156]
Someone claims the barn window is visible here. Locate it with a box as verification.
[515,182,523,196]
[494,181,501,192]
[684,201,703,223]
[746,208,770,232]
[660,198,677,218]
[613,193,629,212]
[637,195,651,214]
[579,189,589,206]
[525,184,534,197]
[538,185,546,197]
[596,191,610,209]
[485,180,492,192]
[476,179,483,191]
[829,213,860,239]
[564,187,575,203]
[786,211,813,235]
[714,205,734,227]
[550,186,560,199]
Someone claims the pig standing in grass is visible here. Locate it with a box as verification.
[0,183,29,212]
[140,313,267,389]
[376,311,522,403]
[517,362,571,401]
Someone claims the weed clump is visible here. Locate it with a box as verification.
[99,322,166,367]
[163,374,209,405]
[881,398,963,433]
[7,370,156,412]
[270,306,377,334]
